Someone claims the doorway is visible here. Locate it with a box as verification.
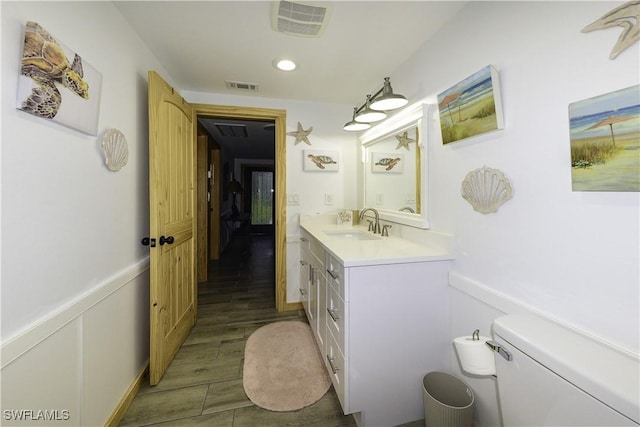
[193,104,300,312]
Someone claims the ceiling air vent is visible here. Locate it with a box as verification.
[225,80,260,92]
[271,0,332,38]
[214,123,248,138]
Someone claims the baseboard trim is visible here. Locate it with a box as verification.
[104,362,149,427]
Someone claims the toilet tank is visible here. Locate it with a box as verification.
[492,315,639,426]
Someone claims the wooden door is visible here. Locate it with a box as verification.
[196,123,208,281]
[148,71,197,385]
[209,148,221,260]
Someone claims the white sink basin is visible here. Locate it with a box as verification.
[323,230,381,241]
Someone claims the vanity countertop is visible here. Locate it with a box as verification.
[300,219,455,267]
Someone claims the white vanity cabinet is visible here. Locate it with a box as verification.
[299,225,453,427]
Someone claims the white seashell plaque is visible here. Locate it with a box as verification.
[101,128,128,171]
[461,166,512,214]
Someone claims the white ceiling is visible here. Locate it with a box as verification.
[115,1,467,157]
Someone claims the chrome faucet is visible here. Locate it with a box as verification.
[359,208,381,234]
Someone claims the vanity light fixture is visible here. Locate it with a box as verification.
[343,107,371,131]
[344,77,408,131]
[370,77,409,111]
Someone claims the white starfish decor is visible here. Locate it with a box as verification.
[287,122,313,145]
[395,131,415,150]
[582,0,639,60]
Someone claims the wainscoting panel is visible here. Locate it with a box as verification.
[82,270,150,425]
[0,259,149,427]
[1,321,80,426]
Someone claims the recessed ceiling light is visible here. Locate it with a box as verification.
[273,59,296,71]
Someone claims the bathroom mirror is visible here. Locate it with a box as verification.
[360,103,430,229]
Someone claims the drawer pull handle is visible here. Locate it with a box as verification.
[327,307,340,322]
[326,355,340,374]
[299,288,306,295]
[326,269,339,280]
[299,260,307,266]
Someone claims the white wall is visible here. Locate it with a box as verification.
[397,1,638,351]
[385,2,638,425]
[1,2,168,425]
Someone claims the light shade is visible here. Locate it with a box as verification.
[370,77,408,111]
[355,95,387,123]
[344,119,371,131]
[344,107,372,131]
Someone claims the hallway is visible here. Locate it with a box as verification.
[119,234,356,426]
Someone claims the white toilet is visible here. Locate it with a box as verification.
[489,314,639,426]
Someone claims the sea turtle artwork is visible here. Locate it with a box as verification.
[307,154,337,169]
[375,157,402,171]
[18,21,89,119]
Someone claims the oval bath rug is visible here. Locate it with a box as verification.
[243,320,331,412]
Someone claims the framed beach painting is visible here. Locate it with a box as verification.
[303,150,339,172]
[371,152,404,173]
[569,85,640,192]
[16,21,102,135]
[438,65,504,144]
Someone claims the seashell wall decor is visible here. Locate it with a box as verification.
[101,128,129,171]
[461,166,513,214]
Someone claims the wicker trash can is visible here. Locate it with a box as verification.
[423,371,474,427]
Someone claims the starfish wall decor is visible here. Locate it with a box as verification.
[581,0,639,60]
[395,131,415,150]
[287,122,313,145]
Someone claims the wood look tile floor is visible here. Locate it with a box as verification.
[119,234,360,427]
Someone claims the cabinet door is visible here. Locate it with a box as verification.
[299,247,311,313]
[316,270,327,351]
[308,263,318,329]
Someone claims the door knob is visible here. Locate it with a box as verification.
[159,235,175,245]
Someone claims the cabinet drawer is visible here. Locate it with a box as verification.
[326,330,346,412]
[300,230,312,251]
[311,240,325,269]
[326,285,345,348]
[325,254,344,297]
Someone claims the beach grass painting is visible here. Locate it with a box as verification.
[438,65,504,144]
[569,85,640,192]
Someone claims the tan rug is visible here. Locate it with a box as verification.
[243,320,331,412]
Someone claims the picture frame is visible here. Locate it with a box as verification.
[569,84,639,192]
[16,21,103,135]
[371,152,404,173]
[437,65,504,144]
[303,149,339,172]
